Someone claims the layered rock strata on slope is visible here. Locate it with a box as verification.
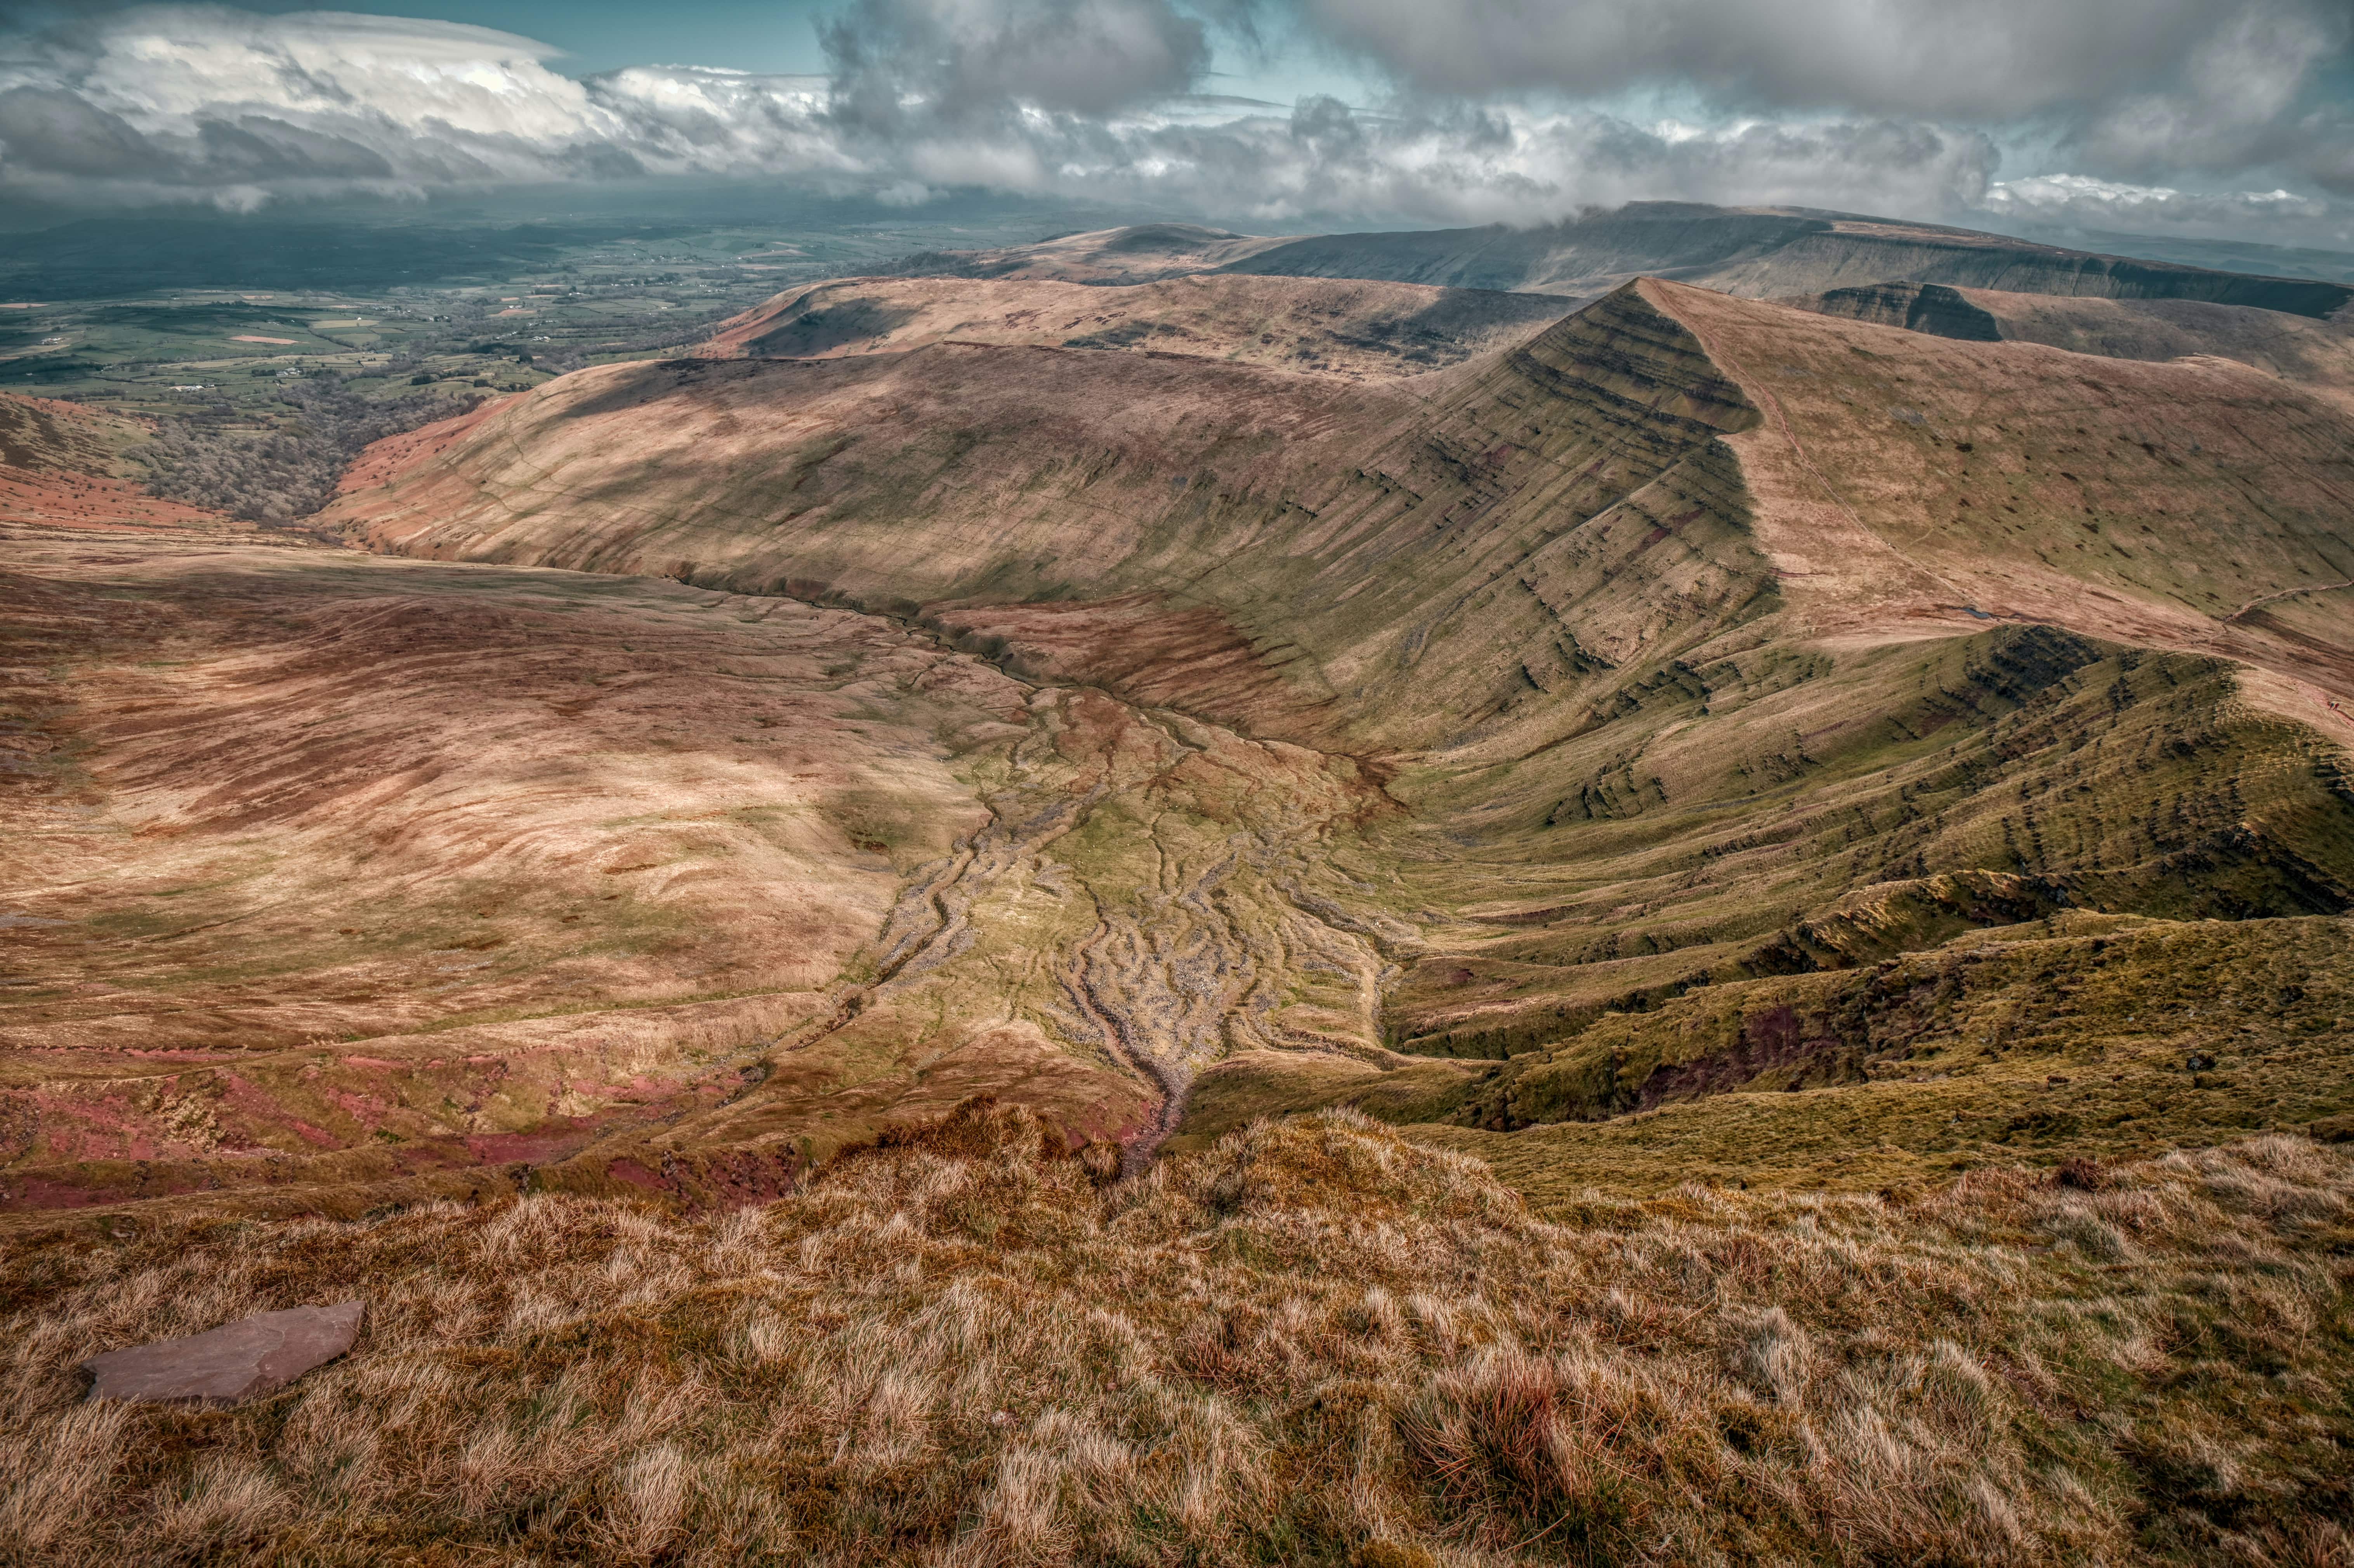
[317,276,2354,1167]
[329,282,1772,757]
[1415,911,2354,1199]
[328,278,2354,740]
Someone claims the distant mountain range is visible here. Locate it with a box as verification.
[892,202,2354,319]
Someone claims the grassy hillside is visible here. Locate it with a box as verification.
[0,392,233,532]
[3,1106,2349,1565]
[328,282,1778,757]
[11,217,2354,1566]
[330,281,2354,728]
[703,273,1568,380]
[12,267,2351,1240]
[293,278,2354,1198]
[0,530,1160,1215]
[1789,282,2354,415]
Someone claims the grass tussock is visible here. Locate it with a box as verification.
[2,1102,2351,1566]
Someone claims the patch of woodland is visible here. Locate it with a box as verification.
[137,375,484,524]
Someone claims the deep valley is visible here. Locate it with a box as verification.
[5,203,2353,1565]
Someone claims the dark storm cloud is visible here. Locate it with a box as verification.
[1300,0,2337,121]
[1305,0,2354,199]
[821,0,1216,125]
[0,83,170,178]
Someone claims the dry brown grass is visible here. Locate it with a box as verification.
[698,273,1566,380]
[3,1101,2349,1565]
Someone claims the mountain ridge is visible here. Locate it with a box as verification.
[894,202,2354,318]
[306,274,2354,1172]
[8,253,2351,1218]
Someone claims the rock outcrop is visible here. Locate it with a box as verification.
[82,1301,363,1404]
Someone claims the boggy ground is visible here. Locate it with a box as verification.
[2,1105,2349,1565]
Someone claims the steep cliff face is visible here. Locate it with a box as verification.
[1211,204,1824,295]
[1372,624,2354,1063]
[1650,278,2354,699]
[1321,281,2354,1078]
[1779,281,2003,340]
[1690,219,2353,314]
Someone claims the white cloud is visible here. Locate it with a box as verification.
[0,7,631,202]
[1078,101,2000,229]
[1982,170,2352,246]
[0,2,2345,249]
[0,3,1996,222]
[2067,3,2350,181]
[593,68,848,177]
[822,0,1218,126]
[1297,0,2342,123]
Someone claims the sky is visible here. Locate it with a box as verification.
[0,0,2349,248]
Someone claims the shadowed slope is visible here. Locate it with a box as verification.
[1778,280,2004,340]
[1323,283,2354,1080]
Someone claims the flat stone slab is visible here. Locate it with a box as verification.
[82,1301,364,1405]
